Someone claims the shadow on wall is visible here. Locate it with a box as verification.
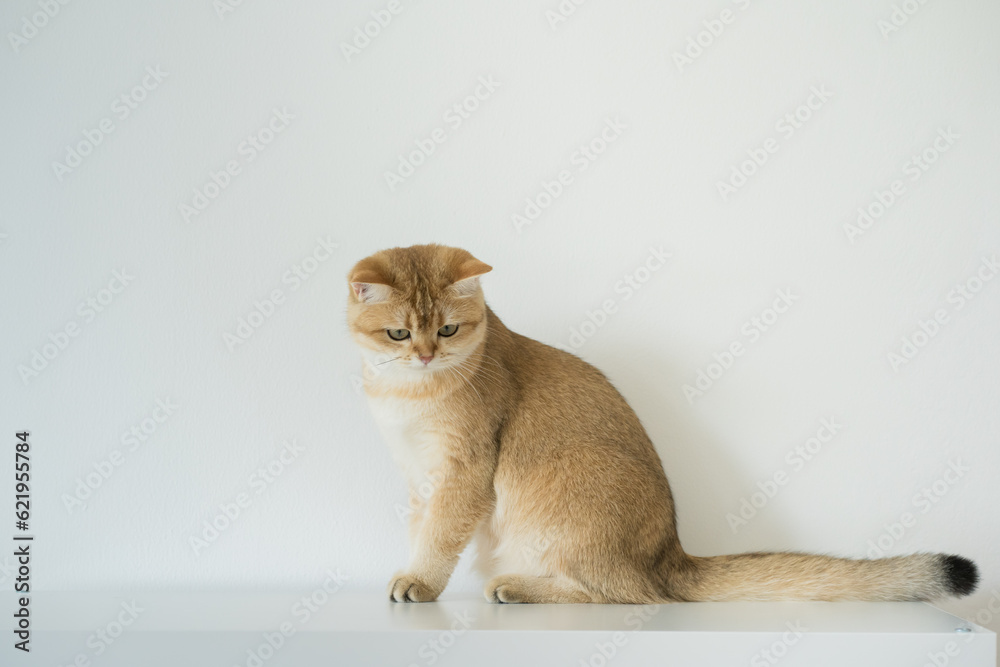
[592,342,801,558]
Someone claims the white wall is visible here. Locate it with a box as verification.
[2,0,998,635]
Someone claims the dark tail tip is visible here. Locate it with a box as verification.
[941,554,979,597]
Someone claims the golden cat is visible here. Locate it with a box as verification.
[347,243,978,604]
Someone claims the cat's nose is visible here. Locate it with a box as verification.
[419,355,434,365]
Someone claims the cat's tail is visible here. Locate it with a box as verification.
[664,551,978,602]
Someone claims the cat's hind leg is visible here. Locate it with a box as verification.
[485,574,594,603]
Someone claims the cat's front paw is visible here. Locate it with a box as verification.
[387,571,441,602]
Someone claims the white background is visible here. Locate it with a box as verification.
[1,0,998,641]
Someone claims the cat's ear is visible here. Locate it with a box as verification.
[349,267,394,304]
[450,258,492,298]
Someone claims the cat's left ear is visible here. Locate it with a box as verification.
[349,267,394,304]
[451,258,492,297]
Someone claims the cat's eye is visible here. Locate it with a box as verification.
[386,329,410,341]
[438,324,459,337]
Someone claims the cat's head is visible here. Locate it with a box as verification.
[347,244,492,384]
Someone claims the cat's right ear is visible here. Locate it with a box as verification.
[349,268,393,304]
[449,258,492,297]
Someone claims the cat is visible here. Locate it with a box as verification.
[347,243,979,604]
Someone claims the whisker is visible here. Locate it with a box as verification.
[375,356,401,366]
[461,366,506,389]
[447,363,484,404]
[450,358,505,393]
[450,353,505,379]
[462,351,507,374]
[457,353,508,383]
[461,350,505,369]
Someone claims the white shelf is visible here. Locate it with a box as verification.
[9,591,995,666]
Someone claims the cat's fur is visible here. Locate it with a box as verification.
[347,243,979,604]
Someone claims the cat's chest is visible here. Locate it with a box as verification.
[366,395,446,486]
